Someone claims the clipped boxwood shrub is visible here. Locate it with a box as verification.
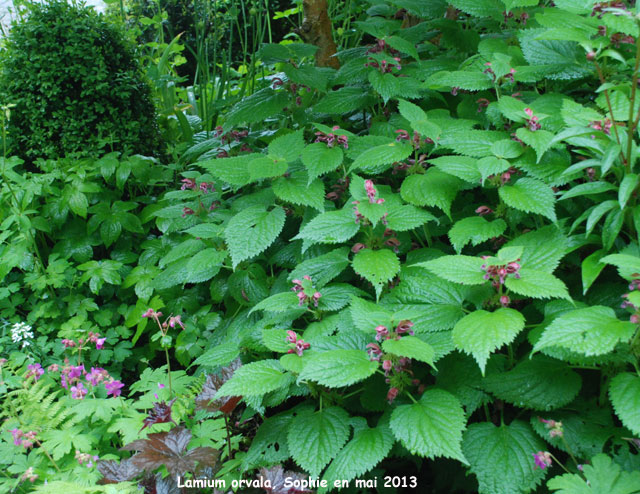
[0,0,161,162]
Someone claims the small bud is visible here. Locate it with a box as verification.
[586,51,596,61]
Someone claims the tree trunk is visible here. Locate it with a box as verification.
[298,0,340,69]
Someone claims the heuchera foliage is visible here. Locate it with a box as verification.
[3,0,640,493]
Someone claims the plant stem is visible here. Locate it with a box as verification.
[224,415,232,459]
[626,30,640,170]
[164,347,173,397]
[593,61,627,167]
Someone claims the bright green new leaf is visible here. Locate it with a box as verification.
[414,255,486,285]
[352,248,400,299]
[299,349,378,388]
[216,360,292,397]
[273,172,325,211]
[294,208,360,245]
[449,217,507,253]
[504,268,571,300]
[453,308,525,373]
[288,407,351,477]
[390,389,467,462]
[609,373,640,436]
[548,454,640,494]
[533,306,636,356]
[382,336,436,368]
[499,177,557,221]
[225,206,286,268]
[302,143,344,183]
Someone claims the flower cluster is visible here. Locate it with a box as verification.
[214,126,248,144]
[75,450,99,468]
[50,361,124,399]
[481,256,521,287]
[10,322,34,348]
[61,331,106,351]
[20,467,37,483]
[315,126,348,149]
[285,330,310,357]
[394,129,423,149]
[291,276,321,307]
[620,292,640,324]
[25,363,44,381]
[142,308,186,330]
[11,429,37,449]
[503,10,529,25]
[524,108,541,131]
[374,320,414,343]
[365,57,402,73]
[364,180,384,204]
[366,38,399,55]
[483,62,516,83]
[533,451,553,470]
[589,119,613,135]
[539,417,564,438]
[180,177,215,194]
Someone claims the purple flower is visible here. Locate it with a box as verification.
[105,380,124,398]
[366,343,382,361]
[86,367,108,386]
[375,325,389,341]
[285,330,298,344]
[10,428,23,446]
[95,337,106,350]
[26,363,44,381]
[168,315,185,330]
[71,382,87,400]
[396,320,414,336]
[533,451,552,470]
[68,364,85,380]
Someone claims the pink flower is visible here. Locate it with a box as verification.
[61,338,76,348]
[475,206,493,216]
[375,325,389,341]
[105,380,124,398]
[524,108,541,131]
[500,295,510,307]
[293,339,311,357]
[168,315,185,330]
[533,451,552,470]
[86,367,109,386]
[387,387,399,404]
[351,243,366,253]
[396,320,414,336]
[366,343,382,361]
[71,382,88,400]
[26,363,44,381]
[286,330,298,344]
[95,337,106,350]
[382,360,393,375]
[180,178,197,190]
[158,383,165,389]
[10,428,23,446]
[68,364,85,380]
[181,207,195,218]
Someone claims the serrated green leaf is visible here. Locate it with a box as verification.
[499,177,557,221]
[600,253,640,280]
[533,306,636,356]
[453,308,525,373]
[249,291,300,314]
[217,360,292,397]
[192,341,240,368]
[581,249,606,295]
[609,373,640,436]
[414,255,486,285]
[225,206,285,268]
[185,248,226,283]
[390,389,467,462]
[382,336,435,367]
[352,249,400,299]
[515,128,554,162]
[288,247,350,288]
[288,407,351,477]
[548,454,640,494]
[463,421,547,494]
[273,172,325,211]
[491,139,525,159]
[226,87,288,126]
[502,226,568,273]
[397,99,441,142]
[199,155,254,187]
[322,424,394,489]
[619,173,639,209]
[385,204,438,231]
[302,143,344,183]
[428,71,494,91]
[350,297,393,333]
[268,130,305,162]
[247,156,288,181]
[350,141,413,174]
[369,70,401,103]
[428,155,481,183]
[400,168,462,217]
[505,268,571,300]
[449,217,507,253]
[483,356,581,410]
[294,208,359,245]
[314,87,375,114]
[299,350,378,388]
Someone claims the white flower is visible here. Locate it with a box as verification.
[10,322,34,347]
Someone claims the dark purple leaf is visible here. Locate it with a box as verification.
[140,399,178,432]
[196,359,242,414]
[121,426,219,478]
[258,465,315,494]
[97,458,141,484]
